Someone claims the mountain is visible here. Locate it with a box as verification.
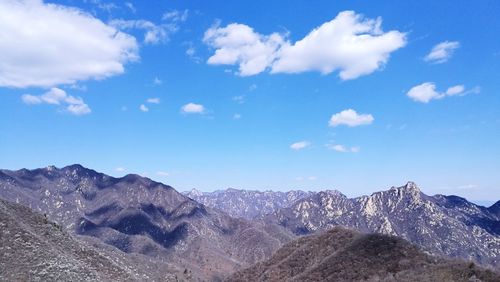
[228,226,500,282]
[0,197,186,281]
[489,200,500,218]
[263,182,500,268]
[0,165,295,280]
[184,188,313,219]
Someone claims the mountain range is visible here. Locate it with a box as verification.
[1,164,499,280]
[187,183,500,269]
[184,188,313,219]
[0,164,294,280]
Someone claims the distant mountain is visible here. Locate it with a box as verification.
[228,226,500,282]
[0,165,295,280]
[184,188,313,219]
[0,197,185,281]
[263,182,500,268]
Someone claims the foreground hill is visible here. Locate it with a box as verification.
[0,165,294,280]
[184,188,313,219]
[0,198,185,281]
[228,227,500,282]
[261,182,500,268]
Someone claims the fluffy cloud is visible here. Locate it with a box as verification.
[181,103,205,114]
[290,141,311,150]
[327,144,360,153]
[204,11,406,79]
[329,109,374,127]
[406,82,479,103]
[203,23,286,76]
[0,0,138,88]
[22,88,91,115]
[233,113,242,120]
[424,41,460,64]
[139,104,149,112]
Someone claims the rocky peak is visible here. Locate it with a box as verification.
[187,188,204,197]
[387,181,421,198]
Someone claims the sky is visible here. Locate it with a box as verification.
[0,0,499,204]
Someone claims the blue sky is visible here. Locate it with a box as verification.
[1,0,499,204]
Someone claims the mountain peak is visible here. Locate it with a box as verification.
[188,188,204,197]
[45,165,57,171]
[404,181,420,191]
[389,181,421,195]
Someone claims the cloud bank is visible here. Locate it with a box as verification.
[0,0,138,88]
[204,11,406,80]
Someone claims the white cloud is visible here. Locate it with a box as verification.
[0,0,138,88]
[162,9,189,23]
[186,46,196,57]
[406,82,479,103]
[21,88,91,115]
[84,0,117,13]
[425,41,460,64]
[110,19,174,45]
[329,109,374,127]
[249,84,258,91]
[110,9,188,45]
[446,85,465,96]
[115,167,126,172]
[153,77,162,85]
[147,98,160,104]
[290,141,311,150]
[327,144,360,153]
[139,104,149,112]
[406,82,440,103]
[184,42,202,63]
[233,113,242,120]
[204,11,406,80]
[232,95,246,104]
[124,2,136,13]
[204,23,286,76]
[181,103,205,114]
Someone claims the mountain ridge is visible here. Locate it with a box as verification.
[228,226,500,282]
[183,181,500,269]
[0,164,295,281]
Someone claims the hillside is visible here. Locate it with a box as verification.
[0,198,186,281]
[0,165,294,280]
[228,227,500,282]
